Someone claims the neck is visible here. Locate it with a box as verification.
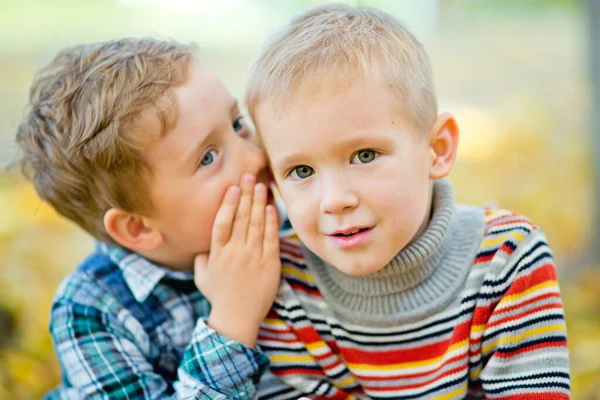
[302,178,486,326]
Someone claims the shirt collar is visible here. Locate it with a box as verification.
[97,242,194,302]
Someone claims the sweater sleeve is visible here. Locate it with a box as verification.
[471,228,570,399]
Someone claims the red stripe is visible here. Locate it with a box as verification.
[495,392,569,400]
[499,242,516,255]
[484,217,535,234]
[354,353,467,382]
[494,339,567,359]
[364,364,467,392]
[504,264,557,297]
[280,248,303,260]
[340,321,470,365]
[491,292,561,317]
[280,238,302,250]
[276,367,325,376]
[289,282,322,297]
[487,303,564,330]
[474,253,495,264]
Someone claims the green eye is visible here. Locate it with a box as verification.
[292,165,314,179]
[353,150,376,164]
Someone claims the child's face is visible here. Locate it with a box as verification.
[257,78,436,276]
[144,62,271,269]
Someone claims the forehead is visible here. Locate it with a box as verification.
[258,77,401,135]
[257,78,415,166]
[176,61,231,117]
[144,62,233,166]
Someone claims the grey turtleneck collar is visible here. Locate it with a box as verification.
[302,178,486,327]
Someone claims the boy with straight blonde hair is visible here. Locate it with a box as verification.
[16,37,283,399]
[247,4,570,399]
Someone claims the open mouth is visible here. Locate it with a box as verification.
[328,226,374,249]
[331,227,370,238]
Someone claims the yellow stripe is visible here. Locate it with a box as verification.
[282,265,314,282]
[434,385,467,400]
[306,341,327,352]
[498,281,558,307]
[469,365,482,381]
[348,339,469,371]
[263,318,287,326]
[270,354,315,363]
[482,324,566,354]
[471,281,558,332]
[480,231,525,247]
[337,374,357,387]
[471,324,486,334]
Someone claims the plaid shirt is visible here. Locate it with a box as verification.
[45,243,269,400]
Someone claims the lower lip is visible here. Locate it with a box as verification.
[328,228,374,249]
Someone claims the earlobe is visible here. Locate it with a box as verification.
[104,208,163,252]
[428,113,459,179]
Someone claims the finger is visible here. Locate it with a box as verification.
[262,205,280,258]
[247,183,267,249]
[193,253,209,291]
[211,185,241,251]
[231,174,255,241]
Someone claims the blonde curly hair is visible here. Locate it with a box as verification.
[15,38,196,243]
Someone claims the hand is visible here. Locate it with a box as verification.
[194,174,281,347]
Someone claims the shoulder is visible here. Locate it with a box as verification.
[476,208,556,289]
[477,208,545,263]
[483,207,539,235]
[51,252,127,325]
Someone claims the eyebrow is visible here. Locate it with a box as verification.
[184,99,239,169]
[230,100,239,115]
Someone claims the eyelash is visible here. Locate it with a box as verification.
[196,116,249,170]
[286,149,379,180]
[198,148,219,169]
[350,149,378,164]
[233,115,248,137]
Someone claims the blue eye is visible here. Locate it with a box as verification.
[200,149,218,166]
[290,165,314,180]
[351,149,377,164]
[233,116,244,132]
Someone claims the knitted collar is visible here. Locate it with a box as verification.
[302,178,485,327]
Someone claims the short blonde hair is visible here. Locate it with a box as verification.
[15,38,196,243]
[246,3,437,133]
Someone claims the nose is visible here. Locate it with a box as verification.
[320,178,359,214]
[238,138,268,179]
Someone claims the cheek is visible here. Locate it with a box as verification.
[364,163,430,228]
[280,187,317,232]
[165,180,228,248]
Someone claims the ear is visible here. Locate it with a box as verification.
[104,208,164,252]
[428,112,459,179]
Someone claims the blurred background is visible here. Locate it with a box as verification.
[0,0,599,398]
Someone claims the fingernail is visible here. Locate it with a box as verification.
[243,174,256,185]
[254,183,265,194]
[229,186,240,196]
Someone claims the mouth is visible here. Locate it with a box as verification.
[330,227,371,237]
[327,226,374,249]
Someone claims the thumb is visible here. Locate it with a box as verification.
[193,253,210,290]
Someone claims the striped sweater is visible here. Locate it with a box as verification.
[257,182,569,400]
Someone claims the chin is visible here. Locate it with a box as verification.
[334,259,387,276]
